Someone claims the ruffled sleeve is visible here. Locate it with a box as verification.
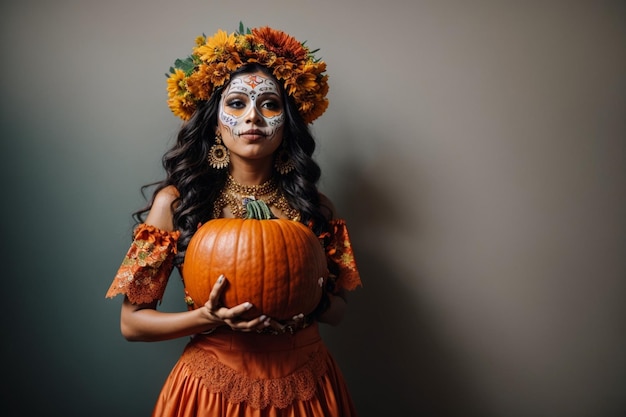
[106,224,181,304]
[320,219,362,292]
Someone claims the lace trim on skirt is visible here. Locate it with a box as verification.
[179,343,328,409]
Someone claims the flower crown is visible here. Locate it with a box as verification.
[166,23,329,124]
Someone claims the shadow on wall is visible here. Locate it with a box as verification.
[321,147,490,417]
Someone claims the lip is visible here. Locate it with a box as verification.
[238,129,267,140]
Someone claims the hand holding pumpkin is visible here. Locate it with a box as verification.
[202,274,271,332]
[264,312,307,334]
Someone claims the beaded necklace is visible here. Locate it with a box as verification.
[213,175,300,221]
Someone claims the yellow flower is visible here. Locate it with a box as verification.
[236,34,255,54]
[166,68,187,96]
[195,29,237,62]
[168,93,196,121]
[195,35,206,46]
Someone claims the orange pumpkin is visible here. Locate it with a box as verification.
[182,210,328,321]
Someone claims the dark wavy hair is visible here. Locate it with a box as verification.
[133,64,330,266]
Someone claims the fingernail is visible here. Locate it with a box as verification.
[217,275,224,284]
[244,302,252,309]
[259,315,267,321]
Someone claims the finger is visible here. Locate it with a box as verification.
[206,275,227,310]
[220,302,253,320]
[252,316,272,332]
[267,319,286,332]
[228,315,270,332]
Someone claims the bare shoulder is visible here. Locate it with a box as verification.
[154,185,180,205]
[144,185,180,231]
[318,192,337,220]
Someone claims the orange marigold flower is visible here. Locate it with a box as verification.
[273,61,295,80]
[283,78,298,96]
[186,65,213,100]
[225,57,242,72]
[294,71,318,92]
[210,62,232,87]
[303,99,328,125]
[312,60,327,74]
[299,100,313,113]
[251,49,276,67]
[318,77,330,96]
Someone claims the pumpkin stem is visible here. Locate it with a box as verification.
[245,199,276,220]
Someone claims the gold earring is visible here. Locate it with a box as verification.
[208,132,229,169]
[274,146,295,175]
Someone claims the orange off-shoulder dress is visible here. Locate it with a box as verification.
[106,220,362,417]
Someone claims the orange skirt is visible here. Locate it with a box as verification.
[151,323,357,417]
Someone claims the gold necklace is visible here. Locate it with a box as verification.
[213,175,301,221]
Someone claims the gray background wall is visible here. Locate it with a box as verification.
[1,1,624,416]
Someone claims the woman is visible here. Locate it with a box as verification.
[106,25,362,416]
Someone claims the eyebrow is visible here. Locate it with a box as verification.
[257,91,281,98]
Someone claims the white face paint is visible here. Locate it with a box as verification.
[219,73,285,141]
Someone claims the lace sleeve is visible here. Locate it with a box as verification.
[106,224,181,304]
[321,219,362,292]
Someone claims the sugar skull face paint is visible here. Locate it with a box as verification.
[219,73,285,141]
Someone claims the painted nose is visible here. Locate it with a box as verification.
[245,104,262,124]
